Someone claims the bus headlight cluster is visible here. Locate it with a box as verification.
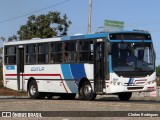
[110,81,122,86]
[147,80,156,85]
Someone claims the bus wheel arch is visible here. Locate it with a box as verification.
[78,78,88,93]
[78,78,96,100]
[27,77,45,99]
[27,77,36,92]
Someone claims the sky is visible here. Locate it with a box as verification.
[0,0,160,65]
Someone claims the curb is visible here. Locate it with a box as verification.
[0,96,28,99]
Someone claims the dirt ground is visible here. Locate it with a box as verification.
[0,87,27,96]
[0,79,27,96]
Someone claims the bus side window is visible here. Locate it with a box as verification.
[37,44,48,64]
[25,45,36,64]
[26,45,29,64]
[64,52,69,62]
[79,40,93,62]
[50,42,62,63]
[64,42,77,63]
[5,46,16,65]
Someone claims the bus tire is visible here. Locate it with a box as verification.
[118,92,132,101]
[28,80,40,99]
[79,81,96,100]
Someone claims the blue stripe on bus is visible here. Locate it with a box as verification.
[6,65,15,70]
[70,64,87,80]
[61,33,108,41]
[61,64,73,79]
[61,64,77,93]
[143,40,152,42]
[128,78,134,86]
[108,40,152,43]
[109,55,113,73]
[84,33,108,39]
[61,36,70,41]
[70,35,85,40]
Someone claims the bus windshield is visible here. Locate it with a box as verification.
[111,42,155,76]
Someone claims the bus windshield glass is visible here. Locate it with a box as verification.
[111,42,155,76]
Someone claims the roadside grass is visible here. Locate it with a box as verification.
[0,73,3,88]
[157,77,160,86]
[0,87,27,96]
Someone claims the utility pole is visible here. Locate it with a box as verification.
[88,0,92,34]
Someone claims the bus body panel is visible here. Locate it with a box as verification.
[4,63,156,94]
[3,63,94,93]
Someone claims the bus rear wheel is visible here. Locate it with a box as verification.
[28,80,40,99]
[79,81,96,100]
[118,92,132,101]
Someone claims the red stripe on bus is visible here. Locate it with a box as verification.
[5,74,16,76]
[58,74,68,93]
[5,73,68,93]
[5,74,61,76]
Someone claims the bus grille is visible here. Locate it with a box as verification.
[127,87,143,90]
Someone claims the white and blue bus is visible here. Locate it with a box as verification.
[3,30,156,100]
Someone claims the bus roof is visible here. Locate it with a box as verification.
[4,30,150,46]
[4,32,108,46]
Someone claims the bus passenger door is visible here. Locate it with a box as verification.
[94,41,105,94]
[17,46,24,90]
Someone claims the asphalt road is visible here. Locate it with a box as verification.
[0,95,160,120]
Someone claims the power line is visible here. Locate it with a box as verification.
[0,0,71,24]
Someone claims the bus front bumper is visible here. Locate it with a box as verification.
[107,82,157,94]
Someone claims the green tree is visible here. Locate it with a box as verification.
[156,65,160,76]
[8,35,17,41]
[11,11,71,40]
[156,65,160,86]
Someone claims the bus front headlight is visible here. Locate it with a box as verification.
[110,81,122,86]
[147,80,156,85]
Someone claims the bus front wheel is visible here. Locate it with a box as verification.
[79,81,96,100]
[118,92,132,101]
